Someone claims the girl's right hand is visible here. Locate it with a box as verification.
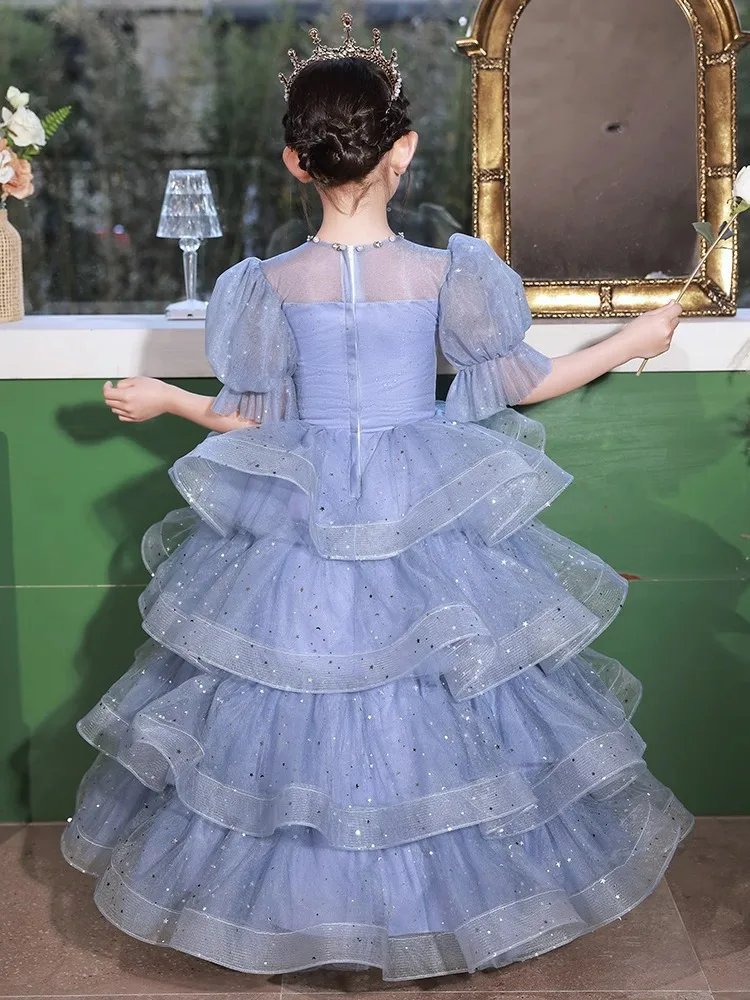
[618,301,683,361]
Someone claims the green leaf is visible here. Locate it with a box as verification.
[720,228,735,240]
[693,220,716,242]
[40,104,71,140]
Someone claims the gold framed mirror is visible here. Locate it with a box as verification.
[458,0,750,317]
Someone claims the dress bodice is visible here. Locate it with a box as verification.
[285,294,439,432]
[204,234,552,499]
[272,239,445,424]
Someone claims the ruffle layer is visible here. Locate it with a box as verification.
[61,777,692,979]
[169,409,572,561]
[444,345,552,424]
[210,381,298,424]
[73,645,645,848]
[138,516,626,699]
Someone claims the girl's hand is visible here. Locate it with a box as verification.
[520,300,683,404]
[103,377,177,422]
[618,301,683,361]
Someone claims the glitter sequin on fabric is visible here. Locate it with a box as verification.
[62,234,692,979]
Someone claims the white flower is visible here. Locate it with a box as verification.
[1,106,45,148]
[734,166,750,204]
[6,87,29,110]
[0,148,14,185]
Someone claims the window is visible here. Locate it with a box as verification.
[1,1,470,314]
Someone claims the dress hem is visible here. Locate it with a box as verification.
[61,796,693,981]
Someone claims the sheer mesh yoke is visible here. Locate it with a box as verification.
[262,237,449,304]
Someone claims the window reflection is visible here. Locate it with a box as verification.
[1,2,470,315]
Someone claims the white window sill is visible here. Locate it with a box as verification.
[1,312,749,379]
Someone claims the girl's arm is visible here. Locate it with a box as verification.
[519,301,683,405]
[103,378,257,432]
[105,303,681,424]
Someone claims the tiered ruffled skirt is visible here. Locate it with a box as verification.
[62,409,692,979]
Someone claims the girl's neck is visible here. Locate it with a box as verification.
[313,192,396,247]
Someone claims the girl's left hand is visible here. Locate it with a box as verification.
[103,377,177,422]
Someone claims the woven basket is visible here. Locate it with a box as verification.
[0,208,24,323]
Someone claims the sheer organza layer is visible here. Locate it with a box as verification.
[72,645,646,847]
[62,777,691,979]
[444,346,552,423]
[204,255,298,423]
[438,234,551,421]
[138,516,625,699]
[63,394,691,979]
[169,410,572,560]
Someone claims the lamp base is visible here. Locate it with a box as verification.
[165,297,207,321]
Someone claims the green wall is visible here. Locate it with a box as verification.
[1,373,748,822]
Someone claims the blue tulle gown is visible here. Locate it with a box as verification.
[62,234,692,979]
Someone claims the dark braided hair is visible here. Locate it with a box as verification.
[283,58,411,187]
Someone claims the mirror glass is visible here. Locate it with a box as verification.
[509,0,699,281]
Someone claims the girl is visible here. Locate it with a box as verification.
[64,14,690,981]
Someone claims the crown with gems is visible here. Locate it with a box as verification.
[279,12,402,103]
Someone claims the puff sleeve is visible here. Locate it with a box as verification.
[438,234,551,422]
[206,257,298,424]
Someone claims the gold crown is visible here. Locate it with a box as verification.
[279,12,402,102]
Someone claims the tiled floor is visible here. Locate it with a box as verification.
[0,818,747,999]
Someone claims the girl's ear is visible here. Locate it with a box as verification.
[389,131,419,176]
[282,145,312,183]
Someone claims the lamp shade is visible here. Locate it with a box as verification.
[156,169,223,240]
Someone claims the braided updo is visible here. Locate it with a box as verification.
[283,58,411,187]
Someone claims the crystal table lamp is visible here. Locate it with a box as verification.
[157,169,222,320]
